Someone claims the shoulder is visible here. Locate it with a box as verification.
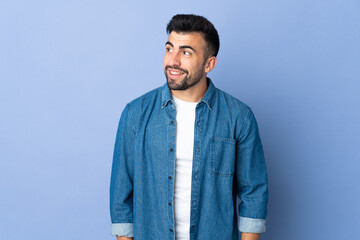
[215,87,260,139]
[125,85,162,116]
[128,86,161,105]
[215,87,252,116]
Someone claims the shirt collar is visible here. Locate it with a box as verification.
[161,77,216,110]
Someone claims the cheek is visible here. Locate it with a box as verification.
[188,61,202,73]
[182,59,195,69]
[163,53,171,65]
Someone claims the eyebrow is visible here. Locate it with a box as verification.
[165,41,174,47]
[165,41,196,52]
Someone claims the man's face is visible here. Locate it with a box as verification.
[164,31,208,91]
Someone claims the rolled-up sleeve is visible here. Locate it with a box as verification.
[239,216,266,233]
[235,107,269,233]
[112,223,134,237]
[110,104,136,236]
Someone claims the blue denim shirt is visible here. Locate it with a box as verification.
[110,78,268,239]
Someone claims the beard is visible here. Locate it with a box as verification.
[164,64,205,91]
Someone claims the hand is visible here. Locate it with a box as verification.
[116,236,133,240]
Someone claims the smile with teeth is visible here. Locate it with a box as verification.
[169,70,184,75]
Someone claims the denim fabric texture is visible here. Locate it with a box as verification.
[110,78,269,239]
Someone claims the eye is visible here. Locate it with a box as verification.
[183,51,191,56]
[166,47,173,52]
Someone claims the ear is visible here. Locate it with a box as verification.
[204,56,217,73]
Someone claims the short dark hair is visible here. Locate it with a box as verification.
[166,14,220,57]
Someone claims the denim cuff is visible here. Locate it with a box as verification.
[111,223,134,237]
[238,216,266,233]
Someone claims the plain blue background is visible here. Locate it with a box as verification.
[1,1,359,239]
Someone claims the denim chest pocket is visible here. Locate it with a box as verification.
[210,137,236,177]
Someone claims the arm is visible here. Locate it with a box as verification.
[110,104,136,238]
[235,108,269,235]
[116,237,133,240]
[241,232,260,240]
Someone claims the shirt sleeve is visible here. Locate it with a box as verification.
[238,216,266,233]
[110,104,136,234]
[112,223,134,237]
[235,107,269,233]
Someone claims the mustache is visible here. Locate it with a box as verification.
[165,65,188,74]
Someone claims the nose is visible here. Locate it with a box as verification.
[167,51,181,67]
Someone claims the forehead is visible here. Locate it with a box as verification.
[167,31,206,49]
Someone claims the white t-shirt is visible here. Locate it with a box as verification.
[172,95,199,240]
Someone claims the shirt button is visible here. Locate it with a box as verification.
[170,228,173,232]
[197,122,200,126]
[169,148,173,152]
[168,176,172,179]
[168,202,172,206]
[170,120,174,124]
[170,102,173,105]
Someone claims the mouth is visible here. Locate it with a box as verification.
[167,68,186,79]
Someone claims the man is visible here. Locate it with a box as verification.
[110,14,268,240]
